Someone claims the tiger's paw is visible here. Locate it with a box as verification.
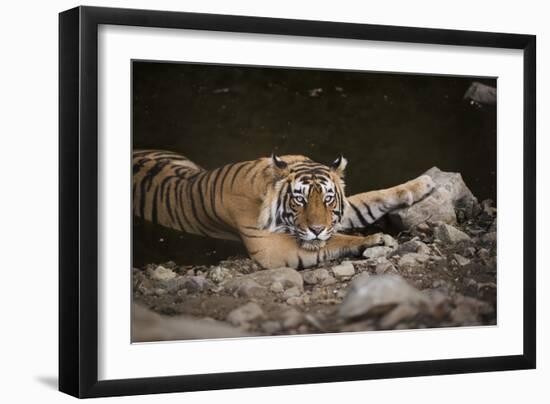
[407,175,436,205]
[362,232,385,248]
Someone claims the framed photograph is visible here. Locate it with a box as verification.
[59,6,536,398]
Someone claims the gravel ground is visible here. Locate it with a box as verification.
[132,199,497,341]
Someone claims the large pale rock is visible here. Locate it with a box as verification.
[132,303,250,342]
[388,167,479,229]
[339,274,429,319]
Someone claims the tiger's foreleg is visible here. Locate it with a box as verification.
[341,174,435,230]
[241,230,384,269]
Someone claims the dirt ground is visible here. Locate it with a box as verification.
[132,200,496,341]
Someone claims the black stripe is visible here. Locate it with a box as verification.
[219,163,237,205]
[208,167,227,226]
[229,162,251,190]
[193,174,223,235]
[151,185,159,224]
[191,175,224,235]
[164,182,178,227]
[350,202,369,227]
[186,177,209,236]
[362,202,375,222]
[242,161,259,178]
[174,178,192,233]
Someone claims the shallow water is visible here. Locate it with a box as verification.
[132,61,496,267]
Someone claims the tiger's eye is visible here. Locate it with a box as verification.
[324,195,334,204]
[293,195,306,204]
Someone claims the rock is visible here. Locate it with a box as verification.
[464,82,497,105]
[481,199,497,217]
[425,289,452,320]
[397,253,430,269]
[283,286,302,299]
[248,267,303,291]
[380,304,419,328]
[388,167,479,229]
[331,262,355,279]
[375,260,397,274]
[339,274,429,319]
[481,232,497,244]
[132,303,251,341]
[394,239,431,256]
[149,265,176,281]
[363,246,394,260]
[302,268,333,285]
[465,247,477,257]
[477,248,490,259]
[433,223,471,244]
[223,278,266,298]
[269,281,284,293]
[227,302,265,326]
[286,296,303,306]
[280,308,304,329]
[207,266,231,283]
[390,188,456,229]
[261,321,282,334]
[450,295,493,325]
[167,275,212,293]
[453,253,470,267]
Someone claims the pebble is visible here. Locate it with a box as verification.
[280,308,304,329]
[286,296,303,306]
[331,262,355,279]
[224,278,266,298]
[227,302,265,326]
[302,268,334,285]
[453,253,470,267]
[395,239,430,256]
[269,281,284,293]
[207,266,231,283]
[481,232,497,243]
[397,253,430,269]
[261,321,282,334]
[283,286,301,299]
[248,267,303,291]
[363,246,394,260]
[375,260,397,274]
[433,223,471,244]
[150,265,177,281]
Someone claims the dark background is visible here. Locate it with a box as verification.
[133,61,496,267]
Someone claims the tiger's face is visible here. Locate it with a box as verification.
[260,155,348,251]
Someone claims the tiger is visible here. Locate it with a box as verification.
[133,150,435,269]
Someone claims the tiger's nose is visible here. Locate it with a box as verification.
[309,225,326,236]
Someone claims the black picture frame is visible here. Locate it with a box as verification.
[59,5,536,398]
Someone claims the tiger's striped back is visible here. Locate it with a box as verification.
[133,150,241,241]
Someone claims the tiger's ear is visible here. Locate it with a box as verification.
[270,154,289,178]
[331,155,347,177]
